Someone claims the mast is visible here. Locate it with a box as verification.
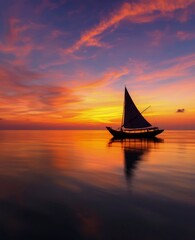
[120,86,125,129]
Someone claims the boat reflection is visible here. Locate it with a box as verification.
[108,138,164,182]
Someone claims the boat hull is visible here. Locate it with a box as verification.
[106,127,164,139]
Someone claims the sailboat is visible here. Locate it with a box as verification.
[106,87,164,138]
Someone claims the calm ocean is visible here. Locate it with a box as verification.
[0,130,195,240]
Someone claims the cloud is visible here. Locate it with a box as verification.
[0,42,41,59]
[51,29,68,39]
[66,0,195,53]
[148,29,195,47]
[0,84,82,122]
[0,15,71,70]
[0,61,82,122]
[35,0,59,14]
[176,31,195,41]
[176,108,185,113]
[149,29,167,46]
[6,18,46,44]
[0,63,44,87]
[134,53,195,84]
[0,17,46,62]
[75,67,129,90]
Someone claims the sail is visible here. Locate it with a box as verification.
[123,87,151,129]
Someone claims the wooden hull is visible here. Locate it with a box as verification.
[106,127,164,139]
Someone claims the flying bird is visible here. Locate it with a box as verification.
[176,108,185,113]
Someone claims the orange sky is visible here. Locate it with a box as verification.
[0,0,195,129]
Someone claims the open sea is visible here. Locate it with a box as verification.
[0,130,195,240]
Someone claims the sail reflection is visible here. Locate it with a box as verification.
[108,138,164,182]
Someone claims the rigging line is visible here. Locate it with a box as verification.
[140,105,151,114]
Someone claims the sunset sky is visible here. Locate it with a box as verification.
[0,0,195,130]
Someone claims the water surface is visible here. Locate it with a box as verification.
[0,130,195,240]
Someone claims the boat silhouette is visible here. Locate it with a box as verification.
[106,87,164,138]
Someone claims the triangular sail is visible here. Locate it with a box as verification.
[122,87,151,129]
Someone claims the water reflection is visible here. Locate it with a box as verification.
[1,131,195,240]
[108,138,163,182]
